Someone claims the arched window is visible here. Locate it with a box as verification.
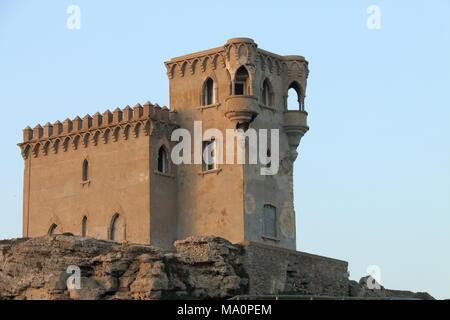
[264,149,271,168]
[287,82,302,110]
[81,216,87,237]
[157,146,169,173]
[82,159,89,181]
[261,79,272,106]
[263,205,277,238]
[48,223,58,236]
[234,66,249,95]
[202,139,217,171]
[109,213,120,241]
[202,78,215,106]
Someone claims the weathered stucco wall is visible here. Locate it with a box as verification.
[168,52,246,244]
[20,105,179,248]
[166,38,309,249]
[23,131,152,244]
[243,110,297,250]
[149,135,178,249]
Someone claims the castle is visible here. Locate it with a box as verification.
[18,38,309,250]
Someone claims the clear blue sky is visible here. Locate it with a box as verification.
[1,0,449,299]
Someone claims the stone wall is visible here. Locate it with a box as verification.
[0,235,433,300]
[241,241,348,296]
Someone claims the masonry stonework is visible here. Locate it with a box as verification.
[18,38,309,250]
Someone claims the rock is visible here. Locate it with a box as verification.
[0,235,247,300]
[93,276,118,293]
[0,235,434,300]
[348,277,435,300]
[68,277,105,300]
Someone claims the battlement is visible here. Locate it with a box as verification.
[164,37,309,80]
[18,101,178,159]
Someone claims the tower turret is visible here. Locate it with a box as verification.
[165,38,310,249]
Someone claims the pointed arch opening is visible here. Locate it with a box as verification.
[263,205,277,238]
[109,213,120,241]
[202,139,218,172]
[261,78,273,106]
[287,81,303,110]
[234,66,249,95]
[157,146,169,173]
[48,223,58,236]
[202,78,216,106]
[81,216,87,237]
[263,148,272,168]
[82,159,89,182]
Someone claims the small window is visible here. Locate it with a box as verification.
[48,223,58,236]
[109,213,120,241]
[82,159,89,181]
[234,66,249,95]
[157,146,169,173]
[262,79,272,106]
[202,139,217,171]
[263,205,277,238]
[202,78,215,106]
[287,82,302,110]
[81,216,87,237]
[264,149,271,168]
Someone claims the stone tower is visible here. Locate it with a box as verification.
[18,38,309,250]
[165,38,309,249]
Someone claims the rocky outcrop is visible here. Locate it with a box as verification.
[348,276,434,300]
[0,235,247,300]
[0,235,433,300]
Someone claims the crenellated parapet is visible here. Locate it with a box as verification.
[18,102,178,159]
[164,38,309,86]
[165,47,227,79]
